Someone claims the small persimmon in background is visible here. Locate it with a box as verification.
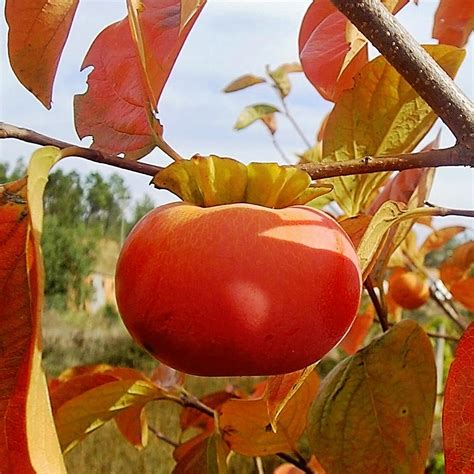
[388,269,430,310]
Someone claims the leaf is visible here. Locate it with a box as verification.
[49,364,156,450]
[74,0,205,160]
[420,226,465,257]
[153,155,331,208]
[180,390,240,432]
[298,0,368,101]
[218,371,319,456]
[267,62,303,98]
[54,378,163,453]
[338,303,375,354]
[309,320,436,474]
[443,322,474,474]
[5,0,79,108]
[433,0,474,47]
[173,432,226,474]
[180,0,206,31]
[265,365,319,431]
[322,44,464,215]
[234,104,281,130]
[223,74,267,93]
[0,147,65,472]
[440,241,474,311]
[339,214,372,249]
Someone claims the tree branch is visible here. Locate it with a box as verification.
[2,122,473,182]
[329,0,474,142]
[0,122,161,177]
[299,145,473,179]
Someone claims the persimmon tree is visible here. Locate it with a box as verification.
[0,0,473,473]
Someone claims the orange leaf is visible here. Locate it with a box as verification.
[443,322,474,474]
[339,214,372,249]
[74,0,205,159]
[338,304,375,354]
[433,0,474,47]
[218,371,318,456]
[440,241,474,311]
[298,0,368,101]
[115,403,148,450]
[5,0,79,108]
[0,148,65,472]
[420,226,466,256]
[265,365,319,431]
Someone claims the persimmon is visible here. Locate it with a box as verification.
[388,270,430,310]
[115,203,362,376]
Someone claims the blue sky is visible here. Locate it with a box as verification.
[0,0,473,227]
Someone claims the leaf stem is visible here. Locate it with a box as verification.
[271,134,292,164]
[178,389,215,418]
[279,97,312,149]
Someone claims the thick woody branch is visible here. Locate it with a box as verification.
[300,146,473,179]
[1,122,473,181]
[330,0,474,142]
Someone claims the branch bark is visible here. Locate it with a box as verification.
[1,122,473,182]
[329,0,474,143]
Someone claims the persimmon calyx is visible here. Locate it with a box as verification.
[152,154,332,208]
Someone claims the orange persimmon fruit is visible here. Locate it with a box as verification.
[115,203,362,376]
[388,270,430,310]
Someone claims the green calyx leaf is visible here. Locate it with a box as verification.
[152,155,332,208]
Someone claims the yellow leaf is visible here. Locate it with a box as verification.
[309,320,436,474]
[223,74,267,93]
[153,155,331,208]
[218,371,318,456]
[322,45,465,215]
[55,379,161,453]
[180,0,206,32]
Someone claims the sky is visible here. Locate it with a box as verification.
[0,0,473,228]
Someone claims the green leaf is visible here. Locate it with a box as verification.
[267,62,302,98]
[223,74,266,93]
[322,44,465,215]
[309,320,436,474]
[234,104,280,130]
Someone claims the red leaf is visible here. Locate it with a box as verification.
[443,323,474,473]
[74,0,205,159]
[298,0,368,101]
[433,0,474,47]
[5,0,79,108]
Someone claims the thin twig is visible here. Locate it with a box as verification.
[178,389,215,418]
[365,278,389,332]
[0,121,162,177]
[271,134,292,164]
[330,0,474,141]
[280,98,312,149]
[277,453,312,474]
[148,425,179,448]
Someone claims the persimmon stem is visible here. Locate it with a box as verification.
[277,453,313,474]
[329,0,474,142]
[365,278,389,332]
[148,425,179,448]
